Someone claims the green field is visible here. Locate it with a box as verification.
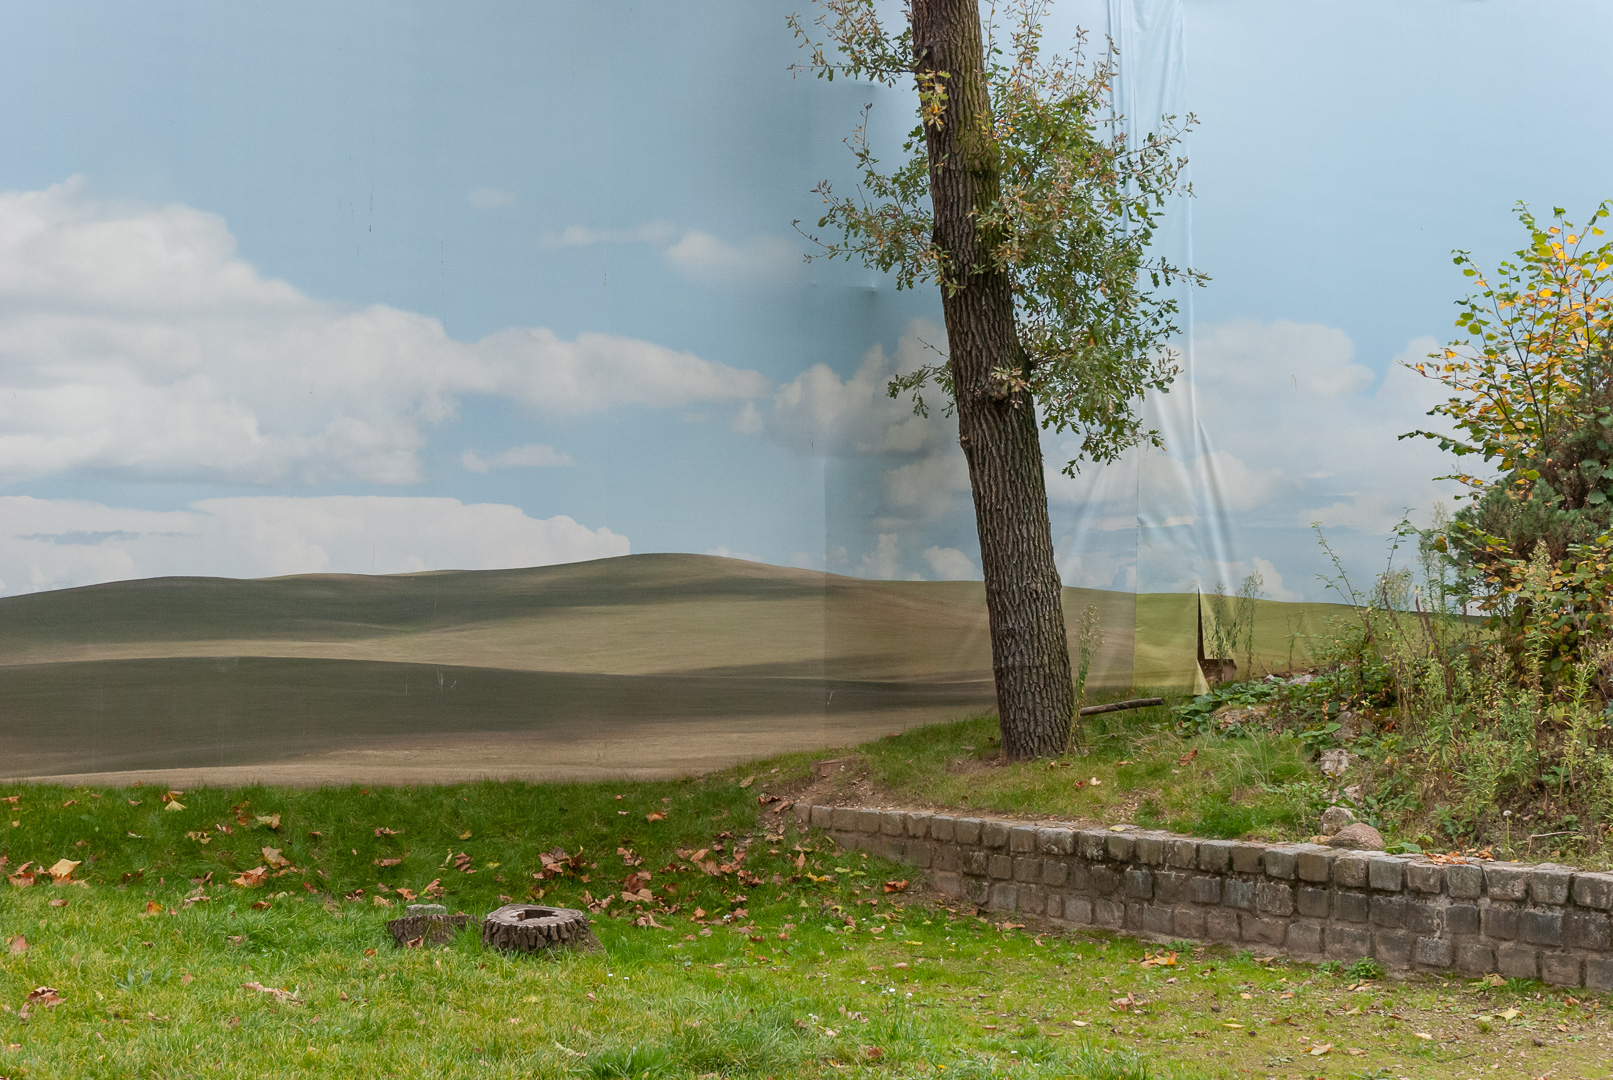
[0,554,1351,784]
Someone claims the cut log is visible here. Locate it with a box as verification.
[1077,697,1166,717]
[481,904,602,956]
[385,904,472,948]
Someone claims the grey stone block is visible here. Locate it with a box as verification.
[1188,875,1221,905]
[1064,896,1094,925]
[810,805,832,829]
[1205,907,1241,942]
[1335,891,1370,923]
[1016,884,1045,915]
[1106,833,1136,862]
[857,809,882,834]
[1295,846,1333,883]
[1197,839,1234,873]
[1572,871,1613,910]
[1173,906,1205,940]
[1042,858,1069,888]
[1142,904,1175,935]
[1166,838,1199,869]
[904,812,932,838]
[1484,863,1529,901]
[933,871,964,897]
[988,854,1013,880]
[880,811,905,836]
[930,815,956,843]
[1222,878,1254,910]
[1009,825,1038,853]
[1445,863,1483,899]
[908,843,932,869]
[1013,857,1039,883]
[1123,901,1147,932]
[793,802,811,824]
[966,850,989,876]
[1091,865,1122,895]
[1373,929,1414,967]
[1066,862,1092,893]
[1521,909,1563,947]
[1286,921,1324,954]
[1368,857,1404,893]
[831,806,858,831]
[1037,827,1075,856]
[1495,943,1539,979]
[1565,910,1610,951]
[1530,865,1574,905]
[934,846,962,873]
[1076,829,1109,860]
[1153,870,1188,904]
[1333,853,1370,889]
[1454,940,1495,975]
[1325,924,1372,960]
[1093,898,1125,928]
[983,821,1011,849]
[1255,880,1294,916]
[1243,916,1286,945]
[1230,843,1265,874]
[1415,936,1453,968]
[955,817,983,846]
[1297,886,1331,919]
[964,877,990,905]
[1482,904,1519,941]
[1262,846,1298,880]
[1405,861,1444,894]
[1586,957,1613,991]
[1406,901,1443,936]
[1541,952,1583,987]
[1133,835,1166,866]
[875,838,905,861]
[1045,893,1063,920]
[1447,903,1480,936]
[1124,868,1154,900]
[1370,895,1406,928]
[989,883,1018,910]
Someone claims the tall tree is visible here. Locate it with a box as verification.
[791,0,1202,758]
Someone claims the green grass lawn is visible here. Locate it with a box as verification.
[3,748,1609,1079]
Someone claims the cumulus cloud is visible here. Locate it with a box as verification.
[542,220,800,286]
[467,187,517,209]
[922,545,977,580]
[0,179,769,487]
[459,443,574,473]
[858,534,902,580]
[0,494,628,595]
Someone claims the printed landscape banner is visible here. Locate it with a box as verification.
[1,0,1610,784]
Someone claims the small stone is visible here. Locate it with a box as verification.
[1325,823,1385,851]
[1319,749,1353,778]
[1342,784,1363,803]
[1319,806,1357,836]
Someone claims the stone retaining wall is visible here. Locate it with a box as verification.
[794,802,1613,990]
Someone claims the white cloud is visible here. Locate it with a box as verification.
[921,545,977,580]
[459,443,574,473]
[0,494,628,595]
[542,220,799,286]
[467,187,517,209]
[704,545,761,563]
[0,179,769,486]
[858,533,901,580]
[1252,557,1300,603]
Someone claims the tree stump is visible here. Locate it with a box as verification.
[385,904,473,948]
[481,904,601,956]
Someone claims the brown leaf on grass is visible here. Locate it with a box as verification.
[458,830,472,840]
[46,859,80,883]
[394,886,417,900]
[163,800,186,813]
[255,814,281,831]
[1139,951,1178,968]
[8,863,35,888]
[372,895,393,908]
[6,935,24,956]
[633,913,668,929]
[142,900,165,916]
[883,879,909,894]
[26,987,62,1007]
[374,827,402,837]
[241,981,298,1003]
[231,866,270,889]
[373,857,402,867]
[738,775,755,789]
[47,898,68,908]
[617,847,644,867]
[261,847,290,870]
[645,811,666,823]
[421,878,444,899]
[251,900,271,911]
[451,852,474,874]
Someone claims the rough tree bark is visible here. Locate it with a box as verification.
[911,0,1075,758]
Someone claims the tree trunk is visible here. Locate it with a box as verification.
[911,0,1075,759]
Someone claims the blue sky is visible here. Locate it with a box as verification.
[0,0,1608,601]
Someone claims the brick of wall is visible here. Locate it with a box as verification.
[792,802,1613,990]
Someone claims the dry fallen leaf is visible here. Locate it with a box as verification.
[645,812,666,823]
[458,830,472,840]
[373,857,402,867]
[738,775,755,789]
[1308,1044,1333,1057]
[25,987,61,1008]
[143,900,164,916]
[255,814,281,831]
[46,859,80,883]
[48,897,68,908]
[883,879,909,894]
[163,800,186,812]
[231,866,270,889]
[6,935,24,956]
[375,827,402,837]
[261,847,290,869]
[241,981,298,1003]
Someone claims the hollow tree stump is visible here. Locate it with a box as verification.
[481,904,602,956]
[386,903,473,947]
